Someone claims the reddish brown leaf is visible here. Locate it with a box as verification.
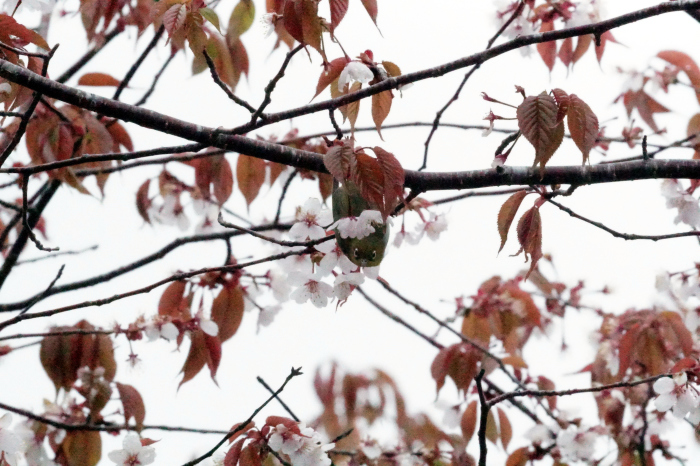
[572,34,593,64]
[551,88,569,126]
[239,444,263,466]
[373,147,404,218]
[516,207,543,279]
[236,155,266,206]
[359,0,378,25]
[324,142,354,182]
[497,408,512,450]
[485,410,498,444]
[661,311,694,356]
[315,57,350,98]
[670,357,697,373]
[501,354,528,369]
[318,173,333,201]
[225,439,246,466]
[163,3,187,36]
[460,400,478,443]
[106,121,134,152]
[116,383,146,431]
[61,430,102,466]
[158,281,189,319]
[558,37,573,68]
[179,330,208,387]
[536,376,557,410]
[536,21,556,71]
[268,161,288,185]
[78,72,121,87]
[351,152,385,213]
[300,0,323,55]
[430,343,479,395]
[204,332,222,381]
[229,39,250,84]
[371,90,393,139]
[329,0,349,32]
[567,94,599,164]
[658,50,700,104]
[622,90,669,132]
[382,61,401,78]
[688,113,700,147]
[517,92,564,174]
[136,179,152,224]
[0,14,49,50]
[497,190,528,253]
[282,0,304,43]
[617,324,640,380]
[211,285,245,343]
[506,447,530,466]
[595,30,616,63]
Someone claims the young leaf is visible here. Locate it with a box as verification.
[536,21,556,71]
[351,152,385,212]
[373,147,405,218]
[329,0,349,32]
[506,447,530,466]
[324,142,354,182]
[572,34,593,64]
[136,179,152,224]
[227,0,255,44]
[516,92,564,175]
[516,207,543,279]
[594,30,616,63]
[558,37,573,68]
[430,343,479,395]
[372,90,393,139]
[236,154,266,206]
[116,383,146,431]
[622,90,669,132]
[382,61,401,78]
[315,57,350,98]
[78,72,121,87]
[551,88,569,126]
[460,400,478,443]
[318,173,333,201]
[485,410,498,444]
[567,94,599,165]
[200,7,221,32]
[225,439,246,466]
[158,280,189,319]
[360,0,378,25]
[179,330,208,387]
[211,285,245,343]
[497,190,528,253]
[204,332,222,381]
[497,408,512,450]
[61,431,101,466]
[659,50,700,104]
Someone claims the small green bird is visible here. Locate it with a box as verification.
[332,181,389,267]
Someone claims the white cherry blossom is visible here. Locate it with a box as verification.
[200,318,219,337]
[653,372,698,417]
[288,271,334,308]
[107,433,156,466]
[290,199,332,240]
[556,426,597,461]
[144,320,179,342]
[278,247,312,272]
[393,228,420,247]
[337,62,374,92]
[333,273,365,301]
[0,414,24,466]
[329,210,384,240]
[363,266,380,280]
[661,180,700,229]
[257,305,282,331]
[269,269,291,302]
[415,214,448,241]
[315,240,356,274]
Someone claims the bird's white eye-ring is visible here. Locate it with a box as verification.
[353,248,359,258]
[371,250,377,259]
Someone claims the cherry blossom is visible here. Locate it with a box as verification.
[653,372,699,417]
[441,405,461,429]
[144,320,179,342]
[0,414,24,466]
[290,199,332,241]
[278,247,313,272]
[314,240,356,275]
[260,13,280,38]
[199,317,219,337]
[288,271,334,308]
[415,214,448,241]
[257,305,282,331]
[393,227,420,247]
[149,195,190,231]
[337,62,374,92]
[333,273,365,301]
[107,433,156,466]
[556,426,597,461]
[15,421,56,466]
[329,210,384,240]
[269,269,291,302]
[363,266,380,280]
[661,180,700,229]
[493,2,535,57]
[268,423,335,466]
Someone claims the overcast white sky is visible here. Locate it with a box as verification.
[3,0,700,464]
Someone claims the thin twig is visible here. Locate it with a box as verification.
[328,109,343,140]
[19,264,64,315]
[420,1,525,170]
[475,370,489,466]
[274,170,298,225]
[546,197,700,241]
[20,174,57,252]
[203,49,256,113]
[250,44,305,123]
[16,244,98,265]
[182,367,303,466]
[134,52,175,107]
[113,25,165,101]
[218,213,333,247]
[0,328,112,342]
[55,28,121,84]
[257,376,300,422]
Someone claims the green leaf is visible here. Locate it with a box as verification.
[200,7,221,32]
[227,0,255,44]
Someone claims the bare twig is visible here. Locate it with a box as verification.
[545,197,700,241]
[20,175,57,252]
[203,49,256,114]
[19,264,64,315]
[134,52,175,107]
[475,369,489,466]
[56,28,121,84]
[218,213,333,247]
[250,44,304,122]
[421,1,525,170]
[257,376,300,422]
[112,25,165,101]
[274,170,298,225]
[182,367,303,466]
[16,244,98,265]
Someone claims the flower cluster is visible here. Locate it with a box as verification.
[268,423,334,466]
[653,373,700,422]
[660,179,700,229]
[329,210,384,240]
[107,433,156,466]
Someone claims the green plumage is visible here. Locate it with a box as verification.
[332,181,389,267]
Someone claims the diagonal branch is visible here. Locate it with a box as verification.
[112,25,165,101]
[250,44,305,123]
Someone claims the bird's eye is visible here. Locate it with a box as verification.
[353,248,359,258]
[371,250,377,259]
